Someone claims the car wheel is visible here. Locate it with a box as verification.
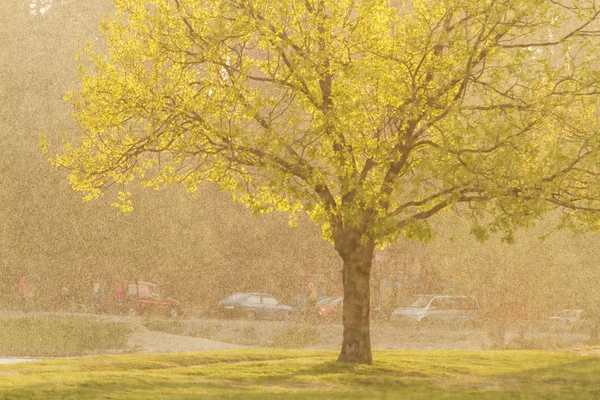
[170,307,179,318]
[129,307,138,316]
[246,310,256,320]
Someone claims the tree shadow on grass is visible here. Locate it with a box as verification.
[3,355,600,400]
[0,361,444,400]
[442,356,600,399]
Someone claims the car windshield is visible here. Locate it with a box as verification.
[263,297,278,305]
[318,297,343,306]
[407,295,436,309]
[223,293,250,302]
[557,310,578,318]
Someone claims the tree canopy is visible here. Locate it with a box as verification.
[1,0,336,309]
[51,0,600,363]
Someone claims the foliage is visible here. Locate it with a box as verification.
[1,0,338,306]
[2,349,600,399]
[49,0,600,363]
[432,214,600,324]
[143,318,187,336]
[52,0,600,246]
[0,316,132,357]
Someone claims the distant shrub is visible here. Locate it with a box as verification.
[143,319,185,335]
[271,325,319,349]
[241,324,258,340]
[0,316,132,357]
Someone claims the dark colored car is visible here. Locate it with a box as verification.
[218,292,294,320]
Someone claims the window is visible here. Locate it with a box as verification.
[430,296,477,310]
[446,298,463,310]
[138,286,151,298]
[127,284,137,296]
[430,298,451,310]
[29,0,54,16]
[246,296,261,304]
[558,310,578,318]
[225,293,250,302]
[410,295,436,309]
[454,297,478,310]
[262,297,278,306]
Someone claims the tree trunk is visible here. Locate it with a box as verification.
[335,232,375,365]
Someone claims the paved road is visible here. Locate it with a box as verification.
[0,358,39,365]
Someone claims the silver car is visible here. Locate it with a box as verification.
[391,294,480,326]
[548,309,586,331]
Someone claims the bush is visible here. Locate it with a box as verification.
[143,319,186,336]
[271,325,319,349]
[0,316,132,357]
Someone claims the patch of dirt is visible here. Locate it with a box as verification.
[126,325,247,353]
[142,317,597,352]
[139,317,492,350]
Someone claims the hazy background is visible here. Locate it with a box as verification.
[1,0,599,318]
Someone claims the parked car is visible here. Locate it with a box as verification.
[17,275,40,310]
[289,293,308,310]
[317,297,377,323]
[391,294,480,326]
[318,296,344,322]
[548,309,586,331]
[218,292,294,320]
[125,281,182,318]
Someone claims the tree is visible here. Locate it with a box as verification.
[0,0,115,299]
[1,0,337,312]
[433,214,600,346]
[50,0,600,364]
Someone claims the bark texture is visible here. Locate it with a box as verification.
[335,230,374,364]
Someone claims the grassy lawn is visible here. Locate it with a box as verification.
[1,349,599,399]
[0,316,131,357]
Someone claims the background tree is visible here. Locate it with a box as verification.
[0,0,339,309]
[432,214,600,346]
[51,0,600,364]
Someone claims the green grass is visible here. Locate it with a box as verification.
[1,349,599,399]
[0,316,132,357]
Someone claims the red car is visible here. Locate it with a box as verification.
[318,297,344,322]
[125,281,182,317]
[317,296,375,322]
